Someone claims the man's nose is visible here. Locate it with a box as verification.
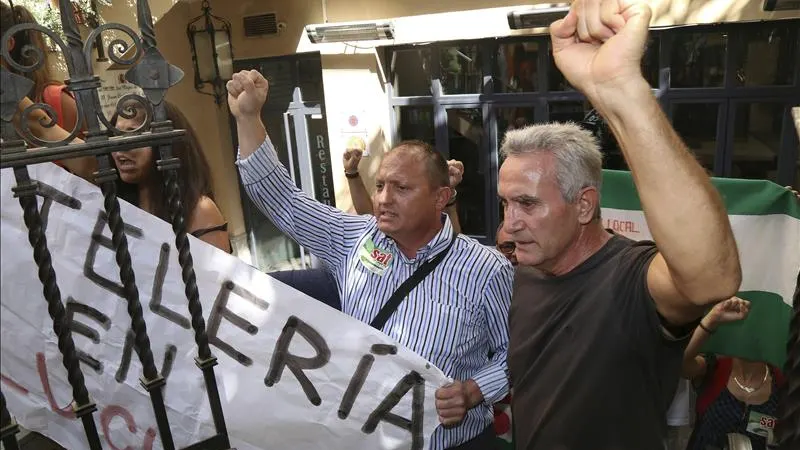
[376,187,393,204]
[504,207,523,233]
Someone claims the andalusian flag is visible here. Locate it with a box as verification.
[601,170,800,368]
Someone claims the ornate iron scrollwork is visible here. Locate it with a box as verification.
[0,1,233,449]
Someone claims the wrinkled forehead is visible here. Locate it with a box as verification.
[498,153,559,192]
[378,150,427,177]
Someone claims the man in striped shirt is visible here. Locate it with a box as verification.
[227,71,513,450]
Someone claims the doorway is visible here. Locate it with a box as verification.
[230,52,334,271]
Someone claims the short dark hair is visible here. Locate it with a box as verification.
[391,140,449,188]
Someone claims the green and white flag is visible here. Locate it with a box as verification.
[601,170,800,368]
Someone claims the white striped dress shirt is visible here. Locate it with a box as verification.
[237,137,513,449]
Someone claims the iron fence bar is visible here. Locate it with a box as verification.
[128,0,231,447]
[1,390,21,450]
[0,130,185,168]
[0,64,103,449]
[51,0,178,448]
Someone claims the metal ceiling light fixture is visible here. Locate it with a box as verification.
[187,0,233,105]
[305,20,394,43]
[507,4,571,30]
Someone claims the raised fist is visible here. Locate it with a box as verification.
[227,70,269,119]
[707,296,750,326]
[550,0,652,99]
[343,148,364,174]
[447,160,464,188]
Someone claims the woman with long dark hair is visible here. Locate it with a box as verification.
[111,101,231,252]
[15,94,231,252]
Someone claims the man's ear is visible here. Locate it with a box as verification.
[6,36,15,53]
[435,186,452,211]
[576,186,600,224]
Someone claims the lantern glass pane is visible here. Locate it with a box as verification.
[194,29,233,82]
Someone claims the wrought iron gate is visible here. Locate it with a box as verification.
[0,0,232,449]
[0,1,799,450]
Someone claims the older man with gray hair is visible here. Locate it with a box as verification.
[500,0,741,449]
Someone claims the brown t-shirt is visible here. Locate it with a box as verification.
[508,234,689,450]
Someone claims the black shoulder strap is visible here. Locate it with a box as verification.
[190,222,229,238]
[369,233,458,331]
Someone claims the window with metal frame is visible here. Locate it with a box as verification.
[384,19,800,245]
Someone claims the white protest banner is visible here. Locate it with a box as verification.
[0,163,449,450]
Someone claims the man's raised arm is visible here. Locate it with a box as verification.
[551,0,741,323]
[228,70,269,159]
[228,70,370,267]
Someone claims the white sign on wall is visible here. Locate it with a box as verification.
[98,70,143,120]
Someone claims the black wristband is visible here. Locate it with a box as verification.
[345,171,360,179]
[699,321,716,334]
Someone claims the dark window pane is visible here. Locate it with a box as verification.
[548,37,660,90]
[496,107,536,152]
[671,103,718,173]
[259,60,295,109]
[392,48,433,96]
[447,108,486,237]
[440,44,482,95]
[297,57,324,102]
[495,41,541,93]
[731,103,784,182]
[548,42,576,92]
[549,101,586,122]
[670,32,727,88]
[795,136,800,188]
[734,26,796,86]
[548,101,627,170]
[642,36,660,88]
[244,111,303,270]
[396,107,435,143]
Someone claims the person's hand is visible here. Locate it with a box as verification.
[226,70,269,119]
[447,160,464,188]
[705,297,750,329]
[343,147,363,174]
[550,0,652,100]
[785,186,799,202]
[435,381,471,426]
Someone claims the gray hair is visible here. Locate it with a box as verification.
[500,122,603,204]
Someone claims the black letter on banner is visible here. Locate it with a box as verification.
[115,329,177,383]
[338,355,374,419]
[83,211,143,296]
[35,181,82,233]
[264,316,330,406]
[362,371,425,450]
[65,297,110,374]
[338,344,399,419]
[149,243,190,329]
[370,344,398,355]
[207,280,270,366]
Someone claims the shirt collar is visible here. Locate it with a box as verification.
[374,214,455,264]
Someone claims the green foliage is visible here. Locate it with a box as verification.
[13,0,111,40]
